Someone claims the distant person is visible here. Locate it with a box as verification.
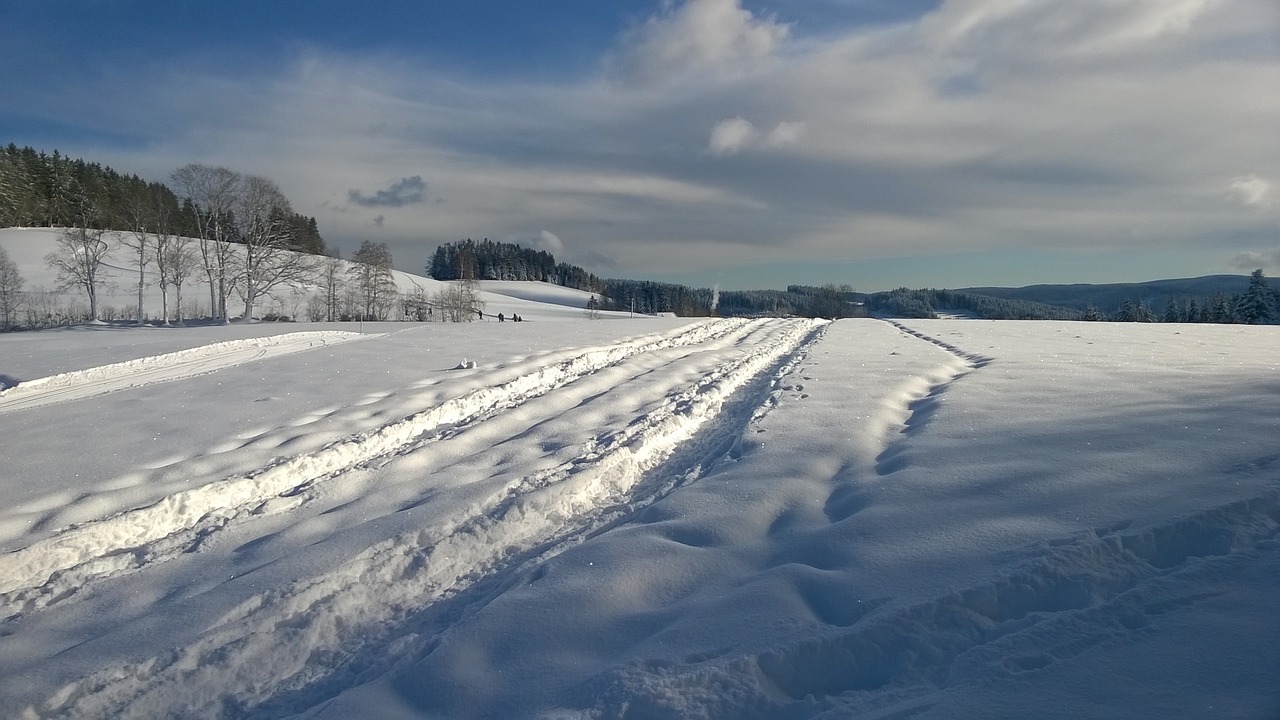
[498,313,505,322]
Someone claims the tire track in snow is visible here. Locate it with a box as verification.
[585,488,1280,719]
[0,331,368,414]
[29,319,826,720]
[0,319,752,618]
[871,321,993,477]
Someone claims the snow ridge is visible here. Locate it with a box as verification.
[0,331,368,413]
[868,320,992,475]
[28,319,825,720]
[0,320,750,617]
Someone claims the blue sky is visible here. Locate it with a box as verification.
[2,0,1278,291]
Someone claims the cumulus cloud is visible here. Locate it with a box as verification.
[763,121,804,148]
[709,117,804,155]
[709,117,760,156]
[348,176,427,207]
[41,0,1280,287]
[610,0,789,84]
[1229,174,1274,208]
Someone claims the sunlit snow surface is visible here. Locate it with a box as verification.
[1,314,1278,719]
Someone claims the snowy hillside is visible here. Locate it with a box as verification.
[0,227,609,325]
[1,306,1277,718]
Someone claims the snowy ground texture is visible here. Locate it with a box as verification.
[2,311,1279,719]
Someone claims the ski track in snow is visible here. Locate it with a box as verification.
[22,318,827,719]
[0,331,370,414]
[0,318,755,618]
[869,320,993,477]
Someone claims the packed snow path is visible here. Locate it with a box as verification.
[0,319,754,613]
[1,318,829,717]
[0,331,367,413]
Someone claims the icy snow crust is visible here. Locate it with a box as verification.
[0,317,1278,718]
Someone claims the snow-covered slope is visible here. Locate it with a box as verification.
[0,231,1277,718]
[0,227,609,324]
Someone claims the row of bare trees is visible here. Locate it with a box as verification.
[8,160,490,328]
[168,164,317,324]
[34,164,316,325]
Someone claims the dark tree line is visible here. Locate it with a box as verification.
[0,144,326,257]
[428,238,605,292]
[864,288,1084,320]
[426,238,870,318]
[600,279,715,316]
[863,272,1279,324]
[1107,270,1279,324]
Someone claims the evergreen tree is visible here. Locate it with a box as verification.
[1235,269,1275,324]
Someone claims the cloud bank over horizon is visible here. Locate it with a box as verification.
[2,0,1278,288]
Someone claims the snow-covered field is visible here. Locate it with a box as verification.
[1,234,1279,718]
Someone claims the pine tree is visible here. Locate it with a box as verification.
[1235,269,1275,324]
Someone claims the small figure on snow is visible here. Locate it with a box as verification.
[498,313,505,322]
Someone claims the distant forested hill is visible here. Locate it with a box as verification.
[960,275,1280,316]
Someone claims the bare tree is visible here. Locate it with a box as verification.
[120,188,157,325]
[318,250,345,322]
[171,164,240,323]
[349,240,398,320]
[233,174,316,322]
[46,225,113,323]
[0,245,23,330]
[156,221,198,325]
[434,278,484,322]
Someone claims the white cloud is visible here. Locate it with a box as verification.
[709,118,803,155]
[533,230,565,255]
[47,0,1280,287]
[921,0,1219,59]
[763,121,805,148]
[708,117,760,156]
[609,0,789,84]
[1229,174,1274,208]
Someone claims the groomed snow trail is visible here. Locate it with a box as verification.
[0,319,753,617]
[19,318,826,719]
[0,331,368,414]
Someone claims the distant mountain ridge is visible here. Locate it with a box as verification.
[960,274,1280,315]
